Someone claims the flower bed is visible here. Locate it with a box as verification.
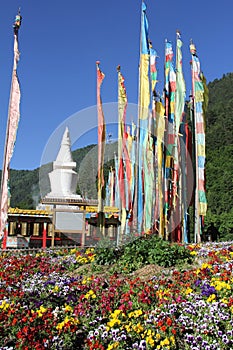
[0,242,233,349]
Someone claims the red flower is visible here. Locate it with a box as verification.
[22,326,29,335]
[166,317,172,326]
[12,317,17,326]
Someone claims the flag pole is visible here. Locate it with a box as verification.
[96,61,106,238]
[0,10,22,249]
[131,1,144,235]
[190,41,200,243]
[190,41,208,243]
[135,1,150,235]
[117,65,125,243]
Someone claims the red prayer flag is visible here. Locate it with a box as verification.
[96,62,106,195]
[1,13,22,248]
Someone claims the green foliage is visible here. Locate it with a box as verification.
[73,142,117,199]
[9,169,40,208]
[118,235,194,272]
[93,236,119,265]
[206,145,233,215]
[94,247,119,265]
[204,73,233,240]
[93,234,194,273]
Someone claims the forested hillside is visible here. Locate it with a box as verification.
[1,73,232,240]
[204,73,233,240]
[2,142,117,208]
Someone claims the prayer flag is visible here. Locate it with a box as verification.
[0,12,22,248]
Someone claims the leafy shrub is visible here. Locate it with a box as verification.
[94,234,194,273]
[94,246,121,265]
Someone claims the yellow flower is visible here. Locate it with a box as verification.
[56,316,79,330]
[146,335,155,346]
[207,294,216,303]
[53,285,59,292]
[134,309,143,317]
[107,319,121,328]
[107,342,120,350]
[82,277,92,285]
[84,289,96,299]
[107,309,125,328]
[70,248,77,254]
[145,329,154,337]
[65,304,73,312]
[88,254,96,262]
[221,298,228,304]
[185,287,193,295]
[36,305,47,317]
[170,335,175,345]
[56,321,65,330]
[124,322,131,333]
[85,247,95,254]
[39,305,47,313]
[132,322,144,333]
[128,309,143,318]
[160,337,170,346]
[0,300,10,311]
[156,288,170,300]
[213,280,231,291]
[201,263,212,270]
[110,309,122,318]
[76,256,88,264]
[190,251,198,255]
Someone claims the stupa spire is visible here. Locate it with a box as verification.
[46,127,81,198]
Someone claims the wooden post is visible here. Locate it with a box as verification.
[42,222,47,249]
[81,212,86,247]
[51,227,55,248]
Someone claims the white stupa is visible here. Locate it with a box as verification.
[46,127,82,199]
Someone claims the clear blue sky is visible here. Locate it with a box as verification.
[0,0,232,170]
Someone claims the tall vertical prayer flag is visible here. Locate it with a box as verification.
[117,66,128,211]
[105,170,111,207]
[173,32,186,241]
[137,2,150,232]
[129,122,136,226]
[179,106,189,243]
[190,43,208,242]
[117,67,132,238]
[164,40,176,239]
[143,132,154,232]
[96,61,106,213]
[105,167,115,207]
[149,44,158,95]
[175,32,186,136]
[114,153,120,210]
[155,100,165,237]
[139,2,150,119]
[0,11,22,248]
